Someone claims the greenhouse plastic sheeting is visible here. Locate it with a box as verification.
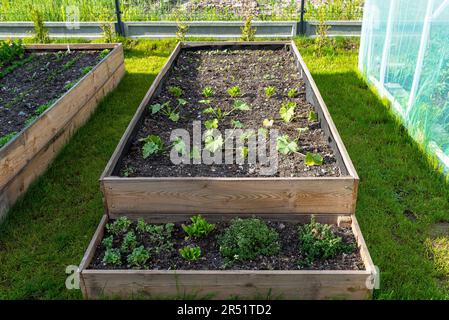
[359,0,449,174]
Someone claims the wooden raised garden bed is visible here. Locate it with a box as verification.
[101,41,359,217]
[0,43,125,219]
[79,213,376,299]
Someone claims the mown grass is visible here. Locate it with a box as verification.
[0,37,448,299]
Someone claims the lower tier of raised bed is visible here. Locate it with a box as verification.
[79,213,376,300]
[0,43,125,219]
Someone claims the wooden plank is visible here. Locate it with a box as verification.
[103,177,356,215]
[79,214,373,300]
[0,58,124,220]
[24,43,121,51]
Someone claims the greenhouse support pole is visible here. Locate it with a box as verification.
[406,0,434,115]
[379,0,397,89]
[114,0,125,36]
[299,0,306,35]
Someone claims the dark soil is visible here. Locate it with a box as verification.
[90,218,364,271]
[119,46,343,178]
[0,50,104,138]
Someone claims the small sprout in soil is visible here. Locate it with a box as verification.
[198,99,210,105]
[288,88,299,98]
[99,49,110,59]
[233,100,250,111]
[179,246,201,262]
[264,86,276,98]
[168,86,183,98]
[182,215,215,238]
[258,128,268,139]
[304,152,324,166]
[121,231,137,253]
[297,127,309,136]
[190,146,201,161]
[231,119,244,129]
[298,216,355,264]
[263,119,274,128]
[0,132,17,148]
[172,137,187,155]
[139,134,165,159]
[102,235,113,249]
[64,81,76,91]
[150,102,180,123]
[308,111,318,122]
[227,86,241,98]
[205,118,219,129]
[35,100,54,115]
[276,135,299,155]
[106,217,132,236]
[127,246,150,268]
[239,129,255,142]
[81,66,93,75]
[122,165,135,177]
[204,131,224,153]
[24,116,37,127]
[202,86,214,98]
[103,248,121,266]
[218,218,280,261]
[240,146,249,159]
[279,102,296,123]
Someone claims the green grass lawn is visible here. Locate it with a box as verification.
[0,38,448,299]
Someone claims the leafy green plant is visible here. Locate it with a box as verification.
[172,137,187,156]
[121,231,137,253]
[81,66,93,75]
[263,119,274,127]
[121,165,135,177]
[102,235,113,249]
[203,100,250,124]
[298,216,354,263]
[231,120,244,129]
[136,219,174,254]
[127,246,150,268]
[31,8,50,43]
[240,15,256,41]
[99,49,110,59]
[204,132,224,153]
[227,86,241,98]
[150,101,181,122]
[288,88,299,98]
[179,246,201,261]
[280,102,296,123]
[35,101,53,115]
[304,152,324,166]
[139,134,165,159]
[277,135,299,155]
[0,40,25,68]
[202,86,214,98]
[182,215,215,238]
[168,86,183,98]
[103,248,121,266]
[308,111,318,122]
[0,132,17,148]
[205,118,219,129]
[106,217,132,236]
[264,86,276,98]
[218,218,280,261]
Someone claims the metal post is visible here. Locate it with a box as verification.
[114,0,125,36]
[299,0,306,35]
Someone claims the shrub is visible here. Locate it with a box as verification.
[218,218,280,261]
[182,215,215,238]
[179,246,201,261]
[127,246,150,267]
[298,216,355,263]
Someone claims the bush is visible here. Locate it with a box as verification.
[298,216,355,263]
[218,218,280,261]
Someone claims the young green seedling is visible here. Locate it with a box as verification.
[277,134,299,155]
[202,86,214,98]
[139,134,165,159]
[106,217,132,235]
[182,215,215,238]
[103,248,121,266]
[121,231,137,253]
[264,86,276,98]
[288,88,299,98]
[168,86,183,98]
[179,246,201,261]
[150,101,182,123]
[127,246,150,268]
[308,111,318,122]
[304,152,324,166]
[279,102,297,123]
[227,85,241,98]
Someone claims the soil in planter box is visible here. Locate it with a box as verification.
[0,49,105,140]
[90,218,364,271]
[119,46,344,178]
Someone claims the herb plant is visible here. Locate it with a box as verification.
[168,86,183,98]
[103,248,121,266]
[106,217,132,236]
[139,134,165,159]
[136,219,174,254]
[308,111,318,122]
[264,86,276,98]
[182,215,215,238]
[202,86,214,98]
[218,218,280,261]
[227,86,241,98]
[277,135,299,155]
[102,235,113,249]
[121,231,137,253]
[288,88,299,98]
[279,102,296,123]
[298,216,354,263]
[304,152,324,166]
[179,246,201,261]
[127,246,150,268]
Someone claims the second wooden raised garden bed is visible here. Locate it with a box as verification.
[0,43,125,219]
[101,41,359,217]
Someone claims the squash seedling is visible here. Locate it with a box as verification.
[202,86,214,98]
[139,134,165,159]
[288,88,298,98]
[179,246,201,261]
[227,85,241,98]
[203,100,250,126]
[150,101,182,123]
[264,86,276,98]
[308,111,318,122]
[168,85,183,98]
[182,215,215,238]
[231,119,244,129]
[304,152,324,166]
[276,134,299,155]
[205,118,219,129]
[279,102,296,123]
[263,119,274,127]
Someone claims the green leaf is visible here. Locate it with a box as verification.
[240,146,249,158]
[202,107,215,114]
[233,100,250,111]
[142,142,159,159]
[263,119,274,127]
[177,98,187,106]
[239,130,255,142]
[169,112,180,122]
[199,99,210,104]
[172,138,186,155]
[150,103,163,114]
[308,111,318,122]
[231,120,244,128]
[205,118,219,129]
[205,134,224,153]
[304,152,324,166]
[280,102,296,123]
[190,146,201,160]
[276,135,298,155]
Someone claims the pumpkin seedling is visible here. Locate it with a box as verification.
[279,102,296,123]
[103,248,121,266]
[263,119,274,127]
[202,86,214,97]
[308,111,318,122]
[277,134,299,155]
[205,118,219,129]
[168,86,183,98]
[231,119,244,129]
[204,132,224,153]
[288,88,298,98]
[179,246,201,261]
[304,152,324,166]
[139,134,165,159]
[127,246,150,268]
[182,215,215,238]
[264,86,276,98]
[227,85,241,98]
[150,101,181,123]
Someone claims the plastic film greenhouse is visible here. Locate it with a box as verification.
[359,0,449,173]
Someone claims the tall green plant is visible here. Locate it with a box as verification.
[314,5,330,57]
[31,8,50,43]
[241,15,256,41]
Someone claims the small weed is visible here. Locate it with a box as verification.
[264,86,276,98]
[0,132,17,148]
[202,86,214,98]
[81,66,93,75]
[168,86,183,98]
[288,88,299,98]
